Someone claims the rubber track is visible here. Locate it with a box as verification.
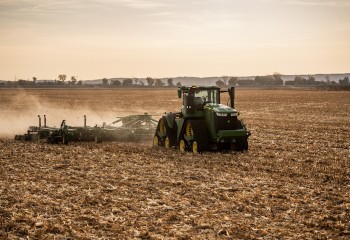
[188,120,211,151]
[154,118,164,146]
[164,116,177,147]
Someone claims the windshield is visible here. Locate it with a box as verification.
[194,89,220,104]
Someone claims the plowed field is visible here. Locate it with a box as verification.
[0,88,349,239]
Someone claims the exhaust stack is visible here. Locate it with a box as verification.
[84,115,87,128]
[38,115,41,128]
[229,86,235,109]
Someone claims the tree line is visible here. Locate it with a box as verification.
[2,74,349,88]
[0,75,182,88]
[215,74,350,87]
[103,77,181,87]
[215,74,283,87]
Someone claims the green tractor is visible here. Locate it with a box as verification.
[153,85,250,152]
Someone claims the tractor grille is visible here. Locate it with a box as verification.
[215,115,240,131]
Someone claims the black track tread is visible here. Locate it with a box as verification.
[188,120,211,152]
[164,116,177,147]
[154,118,163,146]
[236,137,248,151]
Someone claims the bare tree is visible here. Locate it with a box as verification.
[155,79,165,87]
[58,74,67,83]
[228,77,238,86]
[134,78,139,86]
[167,78,174,87]
[102,78,109,86]
[71,76,77,85]
[221,76,229,86]
[146,77,155,86]
[216,79,225,87]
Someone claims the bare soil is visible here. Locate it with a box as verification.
[0,88,349,239]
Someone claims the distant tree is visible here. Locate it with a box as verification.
[133,78,139,85]
[237,79,255,86]
[215,79,225,87]
[112,80,121,87]
[58,74,67,82]
[273,72,282,81]
[325,76,330,85]
[32,77,37,84]
[293,76,319,85]
[255,75,283,85]
[146,77,155,86]
[228,77,238,86]
[139,80,144,86]
[167,78,174,87]
[102,78,109,86]
[122,78,133,87]
[221,76,229,86]
[308,76,316,84]
[77,80,83,86]
[273,73,283,85]
[339,76,350,86]
[176,81,181,87]
[17,79,29,85]
[71,76,77,85]
[294,76,305,85]
[285,80,294,86]
[155,79,165,87]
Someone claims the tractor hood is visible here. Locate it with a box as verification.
[204,103,238,115]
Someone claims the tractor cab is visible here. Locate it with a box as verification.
[179,86,221,115]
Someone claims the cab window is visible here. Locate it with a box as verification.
[194,89,219,104]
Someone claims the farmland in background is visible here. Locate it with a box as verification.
[0,88,349,239]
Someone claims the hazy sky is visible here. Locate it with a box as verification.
[0,0,349,80]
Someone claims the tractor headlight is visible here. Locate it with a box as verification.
[230,113,238,117]
[216,113,227,117]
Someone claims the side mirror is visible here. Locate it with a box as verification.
[177,88,182,98]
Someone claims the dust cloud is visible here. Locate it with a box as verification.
[0,91,126,138]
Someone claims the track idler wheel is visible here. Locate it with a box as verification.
[153,135,159,147]
[165,137,170,149]
[192,141,198,154]
[179,139,186,152]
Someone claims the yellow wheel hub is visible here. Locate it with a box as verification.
[192,141,198,153]
[153,136,159,146]
[179,139,186,152]
[165,137,170,149]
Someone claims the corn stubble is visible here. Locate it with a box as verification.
[0,89,349,239]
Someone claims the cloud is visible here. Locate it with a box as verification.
[260,0,350,7]
[117,0,166,9]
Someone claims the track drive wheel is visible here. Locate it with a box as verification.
[165,137,170,149]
